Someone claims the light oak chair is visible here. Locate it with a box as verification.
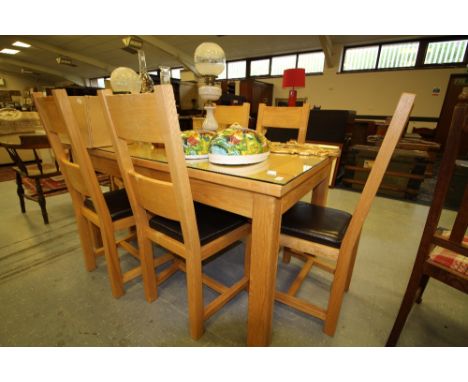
[33,91,176,301]
[386,90,467,346]
[256,103,310,143]
[276,93,416,336]
[98,85,251,339]
[192,103,250,130]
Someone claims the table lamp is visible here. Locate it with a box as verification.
[282,68,305,107]
[194,42,226,131]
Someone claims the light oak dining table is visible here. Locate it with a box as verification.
[89,144,331,346]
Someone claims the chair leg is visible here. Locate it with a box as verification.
[323,267,348,336]
[386,264,426,346]
[282,247,293,264]
[415,274,429,304]
[100,225,125,299]
[185,255,204,340]
[35,178,49,224]
[139,235,158,303]
[345,233,361,292]
[244,234,252,290]
[15,172,26,213]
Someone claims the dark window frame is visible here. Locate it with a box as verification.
[341,35,468,73]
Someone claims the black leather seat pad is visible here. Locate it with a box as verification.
[149,202,247,245]
[84,188,132,221]
[281,202,352,248]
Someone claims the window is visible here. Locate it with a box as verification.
[378,42,419,69]
[343,46,379,71]
[298,52,325,73]
[171,68,182,79]
[96,78,106,88]
[342,36,468,73]
[227,60,246,79]
[271,54,297,75]
[424,39,468,65]
[250,58,270,76]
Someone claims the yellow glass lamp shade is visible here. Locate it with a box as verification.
[110,67,141,93]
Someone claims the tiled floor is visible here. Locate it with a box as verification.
[0,179,466,347]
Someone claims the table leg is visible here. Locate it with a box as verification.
[311,161,331,206]
[247,194,281,346]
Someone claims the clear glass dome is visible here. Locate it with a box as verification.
[194,42,226,76]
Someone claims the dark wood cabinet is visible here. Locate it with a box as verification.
[220,79,273,129]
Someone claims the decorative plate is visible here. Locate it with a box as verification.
[208,126,270,165]
[181,130,216,159]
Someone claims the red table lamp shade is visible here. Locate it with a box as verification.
[282,68,305,106]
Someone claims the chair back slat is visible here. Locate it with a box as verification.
[256,103,310,143]
[342,93,416,251]
[99,85,201,248]
[214,103,250,129]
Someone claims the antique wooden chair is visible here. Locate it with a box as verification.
[33,91,176,301]
[386,91,467,346]
[4,134,66,224]
[255,103,310,143]
[99,85,251,339]
[276,93,416,336]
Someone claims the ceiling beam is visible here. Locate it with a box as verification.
[138,36,199,75]
[18,37,116,74]
[0,57,85,86]
[318,35,334,68]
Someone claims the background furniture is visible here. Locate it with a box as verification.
[277,93,416,336]
[0,133,66,224]
[386,91,467,346]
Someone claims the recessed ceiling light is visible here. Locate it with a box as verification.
[12,41,31,48]
[0,48,20,55]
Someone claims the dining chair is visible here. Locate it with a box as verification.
[33,91,177,301]
[255,103,310,143]
[276,93,416,336]
[98,85,251,339]
[214,102,250,129]
[4,134,66,224]
[192,103,251,130]
[386,90,467,346]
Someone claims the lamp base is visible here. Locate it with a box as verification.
[202,105,218,131]
[288,89,297,107]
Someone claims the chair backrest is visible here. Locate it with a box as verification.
[98,85,201,252]
[417,90,468,264]
[214,102,250,129]
[32,91,110,222]
[341,93,416,252]
[256,103,310,143]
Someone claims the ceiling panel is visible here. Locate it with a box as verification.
[0,35,420,85]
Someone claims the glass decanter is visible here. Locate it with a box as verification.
[138,49,154,93]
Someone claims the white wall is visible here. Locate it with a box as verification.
[0,71,53,95]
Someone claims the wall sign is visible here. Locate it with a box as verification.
[0,77,5,87]
[432,87,441,96]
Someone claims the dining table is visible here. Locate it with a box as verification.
[89,144,332,346]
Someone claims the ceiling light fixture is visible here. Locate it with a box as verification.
[12,41,31,48]
[56,56,77,67]
[0,48,20,55]
[121,36,143,54]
